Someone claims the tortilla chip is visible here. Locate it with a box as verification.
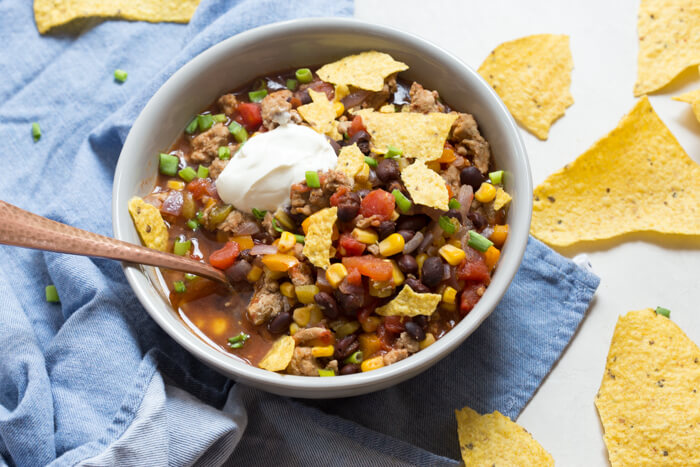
[375,285,441,317]
[336,143,365,180]
[456,407,554,467]
[34,0,199,34]
[478,34,573,140]
[401,160,449,211]
[379,104,395,113]
[354,110,457,162]
[297,90,341,139]
[258,335,295,372]
[595,309,700,466]
[302,207,337,269]
[316,51,408,92]
[127,196,168,251]
[634,0,700,96]
[673,88,700,123]
[531,96,700,247]
[493,187,512,211]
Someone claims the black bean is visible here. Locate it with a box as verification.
[340,363,360,375]
[396,215,430,232]
[460,166,485,191]
[297,89,312,105]
[347,130,370,145]
[314,292,340,319]
[397,254,418,275]
[445,209,462,223]
[357,189,370,199]
[356,140,370,155]
[421,256,444,288]
[468,211,487,231]
[413,315,428,329]
[404,277,430,293]
[335,335,359,360]
[325,136,341,155]
[405,321,426,341]
[238,249,253,263]
[376,220,396,240]
[334,290,364,315]
[268,312,292,334]
[397,230,414,242]
[375,158,400,182]
[336,191,361,223]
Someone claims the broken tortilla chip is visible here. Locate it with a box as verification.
[531,96,700,247]
[493,187,512,211]
[297,90,341,139]
[401,160,449,211]
[375,285,441,317]
[595,308,700,466]
[456,406,554,466]
[127,196,168,251]
[354,110,457,162]
[258,335,295,372]
[302,207,337,269]
[316,51,408,92]
[335,143,365,180]
[34,0,199,34]
[673,88,700,124]
[634,0,700,96]
[478,34,573,140]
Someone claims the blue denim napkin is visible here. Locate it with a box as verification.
[0,1,599,465]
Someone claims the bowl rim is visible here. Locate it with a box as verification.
[112,17,532,397]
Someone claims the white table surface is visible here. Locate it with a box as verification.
[355,1,700,465]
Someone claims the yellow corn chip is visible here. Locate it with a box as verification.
[375,285,441,317]
[34,0,200,34]
[335,143,364,180]
[316,51,408,92]
[456,407,554,466]
[634,0,700,96]
[401,160,449,211]
[595,309,700,466]
[493,187,512,211]
[302,207,337,269]
[258,335,295,372]
[379,104,395,113]
[531,96,700,247]
[354,110,457,162]
[127,196,168,251]
[673,88,700,123]
[297,90,341,139]
[478,34,573,140]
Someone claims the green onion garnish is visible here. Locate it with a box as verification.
[286,78,298,91]
[439,215,456,235]
[32,122,41,142]
[344,350,363,365]
[252,208,267,221]
[489,170,504,185]
[305,171,320,188]
[448,198,461,210]
[318,369,336,377]
[655,306,671,318]
[392,189,412,213]
[364,156,378,168]
[296,68,313,84]
[173,239,192,256]
[174,281,186,293]
[184,273,198,280]
[159,153,179,176]
[218,146,231,160]
[212,113,227,123]
[294,234,305,244]
[197,165,209,179]
[185,117,198,134]
[195,211,203,220]
[178,167,197,183]
[228,121,248,143]
[228,332,250,349]
[271,218,284,233]
[248,89,268,102]
[197,114,214,132]
[467,230,493,252]
[385,145,403,158]
[45,285,59,303]
[186,219,199,230]
[114,69,128,83]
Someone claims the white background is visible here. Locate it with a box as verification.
[355,1,700,465]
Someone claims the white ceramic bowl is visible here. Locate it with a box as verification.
[112,18,531,398]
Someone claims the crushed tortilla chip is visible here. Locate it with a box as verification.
[375,285,441,317]
[302,207,337,269]
[673,88,700,123]
[634,0,700,96]
[127,196,168,251]
[379,104,395,113]
[493,187,512,211]
[258,335,295,372]
[34,0,199,34]
[316,51,408,92]
[354,110,457,162]
[478,34,573,140]
[595,308,700,466]
[297,90,341,139]
[336,143,365,180]
[401,160,449,211]
[531,96,700,247]
[456,407,554,466]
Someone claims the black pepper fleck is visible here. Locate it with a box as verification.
[547,196,556,203]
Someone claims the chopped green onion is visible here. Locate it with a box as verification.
[248,89,268,102]
[184,273,198,280]
[159,153,179,176]
[114,69,128,83]
[185,117,199,134]
[228,332,250,349]
[318,368,336,377]
[294,234,305,244]
[173,239,192,256]
[228,121,248,143]
[286,78,298,91]
[252,208,267,221]
[186,219,199,230]
[197,165,209,179]
[271,218,284,233]
[344,350,363,365]
[448,198,461,210]
[385,145,403,158]
[467,230,493,252]
[197,114,214,132]
[296,68,313,84]
[392,189,412,213]
[305,171,320,188]
[439,215,456,235]
[218,146,231,160]
[212,113,227,123]
[195,211,203,220]
[489,170,504,185]
[364,156,377,168]
[32,122,41,142]
[45,285,59,303]
[655,306,671,318]
[178,167,197,183]
[174,281,186,293]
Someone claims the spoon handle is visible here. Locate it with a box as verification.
[0,200,228,285]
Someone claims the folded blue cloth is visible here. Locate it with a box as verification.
[0,1,599,465]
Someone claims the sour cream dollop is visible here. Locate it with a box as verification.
[216,124,337,213]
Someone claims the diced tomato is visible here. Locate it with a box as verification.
[347,115,365,138]
[309,328,334,346]
[330,186,350,207]
[208,241,240,270]
[310,81,335,101]
[289,97,302,109]
[357,305,374,324]
[457,247,491,282]
[360,189,395,221]
[186,178,217,201]
[345,268,363,286]
[237,102,262,131]
[342,256,393,282]
[383,316,404,334]
[376,324,394,351]
[459,282,484,316]
[338,233,366,257]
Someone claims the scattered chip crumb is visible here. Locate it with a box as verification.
[335,143,365,180]
[297,89,341,139]
[302,207,337,268]
[493,187,512,211]
[258,335,296,372]
[375,285,441,317]
[128,196,168,251]
[673,88,700,124]
[401,160,449,211]
[316,51,408,92]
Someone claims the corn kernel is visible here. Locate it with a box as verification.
[205,197,217,210]
[432,234,446,248]
[490,224,509,248]
[438,244,467,266]
[261,254,299,272]
[352,228,378,244]
[420,333,436,349]
[369,279,394,297]
[277,231,297,253]
[449,239,462,248]
[378,233,405,257]
[361,356,385,372]
[441,302,457,312]
[293,305,312,327]
[389,260,405,286]
[390,210,400,221]
[416,253,428,271]
[231,235,254,250]
[326,263,348,288]
[483,245,501,271]
[335,321,360,338]
[361,316,381,333]
[356,162,370,182]
[309,305,324,325]
[274,209,295,231]
[475,182,497,203]
[295,284,320,304]
[442,286,457,304]
[264,267,288,281]
[311,345,335,358]
[167,180,185,190]
[280,282,295,298]
[246,265,263,282]
[289,323,299,335]
[333,101,345,117]
[301,216,312,235]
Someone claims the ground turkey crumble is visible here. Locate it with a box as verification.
[189,123,230,164]
[246,270,286,326]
